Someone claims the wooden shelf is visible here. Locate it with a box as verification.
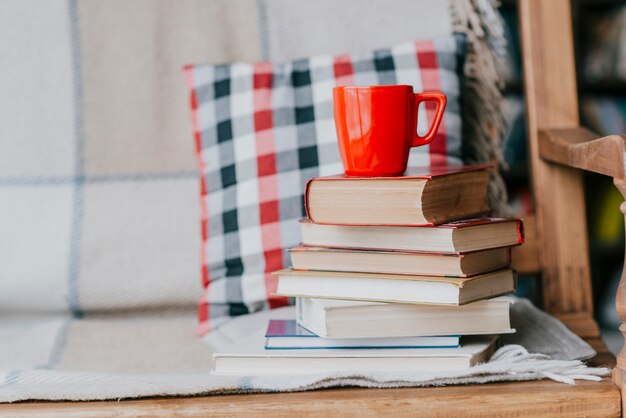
[3,378,619,418]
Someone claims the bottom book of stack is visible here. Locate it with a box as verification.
[213,334,497,375]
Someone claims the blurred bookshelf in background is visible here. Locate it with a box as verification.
[499,0,626,353]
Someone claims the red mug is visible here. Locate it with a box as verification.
[333,85,446,176]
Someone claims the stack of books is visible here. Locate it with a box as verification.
[213,166,523,375]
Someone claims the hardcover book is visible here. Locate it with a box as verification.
[296,297,515,338]
[274,268,517,305]
[289,246,511,277]
[299,217,524,253]
[214,336,498,375]
[304,165,491,226]
[265,320,460,349]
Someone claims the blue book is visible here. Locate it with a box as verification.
[265,320,460,350]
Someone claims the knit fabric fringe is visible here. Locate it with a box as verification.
[450,0,512,216]
[478,344,611,385]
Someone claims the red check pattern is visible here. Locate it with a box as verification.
[253,62,290,309]
[185,34,466,334]
[416,39,447,160]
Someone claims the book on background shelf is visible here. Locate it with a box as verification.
[264,320,460,349]
[581,96,626,136]
[296,297,515,339]
[501,95,527,172]
[289,246,511,277]
[300,218,523,253]
[500,7,522,87]
[214,335,498,375]
[274,268,517,306]
[305,165,491,226]
[582,5,626,83]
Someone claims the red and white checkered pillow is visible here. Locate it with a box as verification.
[184,34,465,334]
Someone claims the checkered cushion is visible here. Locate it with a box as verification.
[184,34,466,334]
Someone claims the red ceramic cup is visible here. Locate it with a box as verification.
[333,85,446,176]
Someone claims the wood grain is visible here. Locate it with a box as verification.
[518,0,596,332]
[587,337,616,369]
[4,379,620,418]
[611,179,626,410]
[511,214,540,274]
[556,313,601,339]
[539,128,626,179]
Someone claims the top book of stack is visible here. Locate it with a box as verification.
[304,165,491,226]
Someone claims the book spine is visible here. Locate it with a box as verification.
[303,178,315,221]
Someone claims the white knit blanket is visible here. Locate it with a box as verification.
[0,299,610,402]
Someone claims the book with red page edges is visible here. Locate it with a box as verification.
[298,217,524,253]
[304,165,492,226]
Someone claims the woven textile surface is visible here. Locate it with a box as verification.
[0,299,608,402]
[0,0,457,318]
[184,34,465,334]
[0,0,529,402]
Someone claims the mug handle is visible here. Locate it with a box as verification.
[412,92,447,147]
